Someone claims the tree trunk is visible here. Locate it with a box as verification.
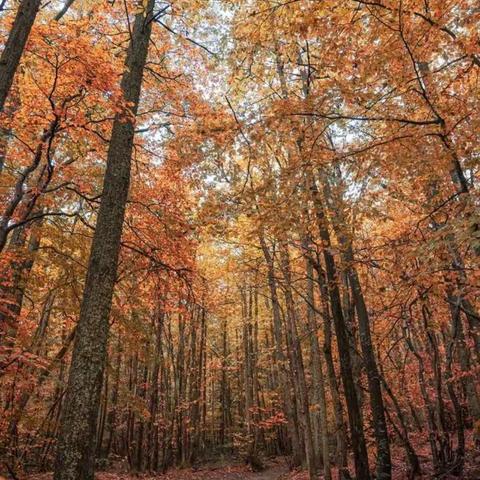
[105,337,122,459]
[53,3,154,479]
[343,254,391,480]
[313,256,349,477]
[241,284,261,469]
[303,238,331,480]
[259,234,303,467]
[308,170,370,480]
[0,0,42,112]
[279,244,317,479]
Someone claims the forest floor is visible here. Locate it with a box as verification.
[122,459,290,480]
[20,440,480,479]
[24,458,290,480]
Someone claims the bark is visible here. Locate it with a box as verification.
[0,0,42,112]
[53,3,154,479]
[105,337,122,458]
[96,367,109,457]
[342,274,364,409]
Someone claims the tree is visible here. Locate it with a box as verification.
[53,2,155,478]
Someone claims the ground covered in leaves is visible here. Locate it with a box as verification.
[24,459,288,480]
[17,436,480,480]
[21,445,480,480]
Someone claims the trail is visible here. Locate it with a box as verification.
[157,460,290,480]
[208,463,289,480]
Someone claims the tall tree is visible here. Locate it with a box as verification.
[53,2,155,478]
[323,171,391,479]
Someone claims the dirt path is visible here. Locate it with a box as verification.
[215,463,289,480]
[159,460,290,480]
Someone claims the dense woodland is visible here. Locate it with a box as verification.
[0,1,479,479]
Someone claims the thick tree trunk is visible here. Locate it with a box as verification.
[0,0,42,112]
[53,3,154,479]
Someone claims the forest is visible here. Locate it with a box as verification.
[0,1,479,479]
